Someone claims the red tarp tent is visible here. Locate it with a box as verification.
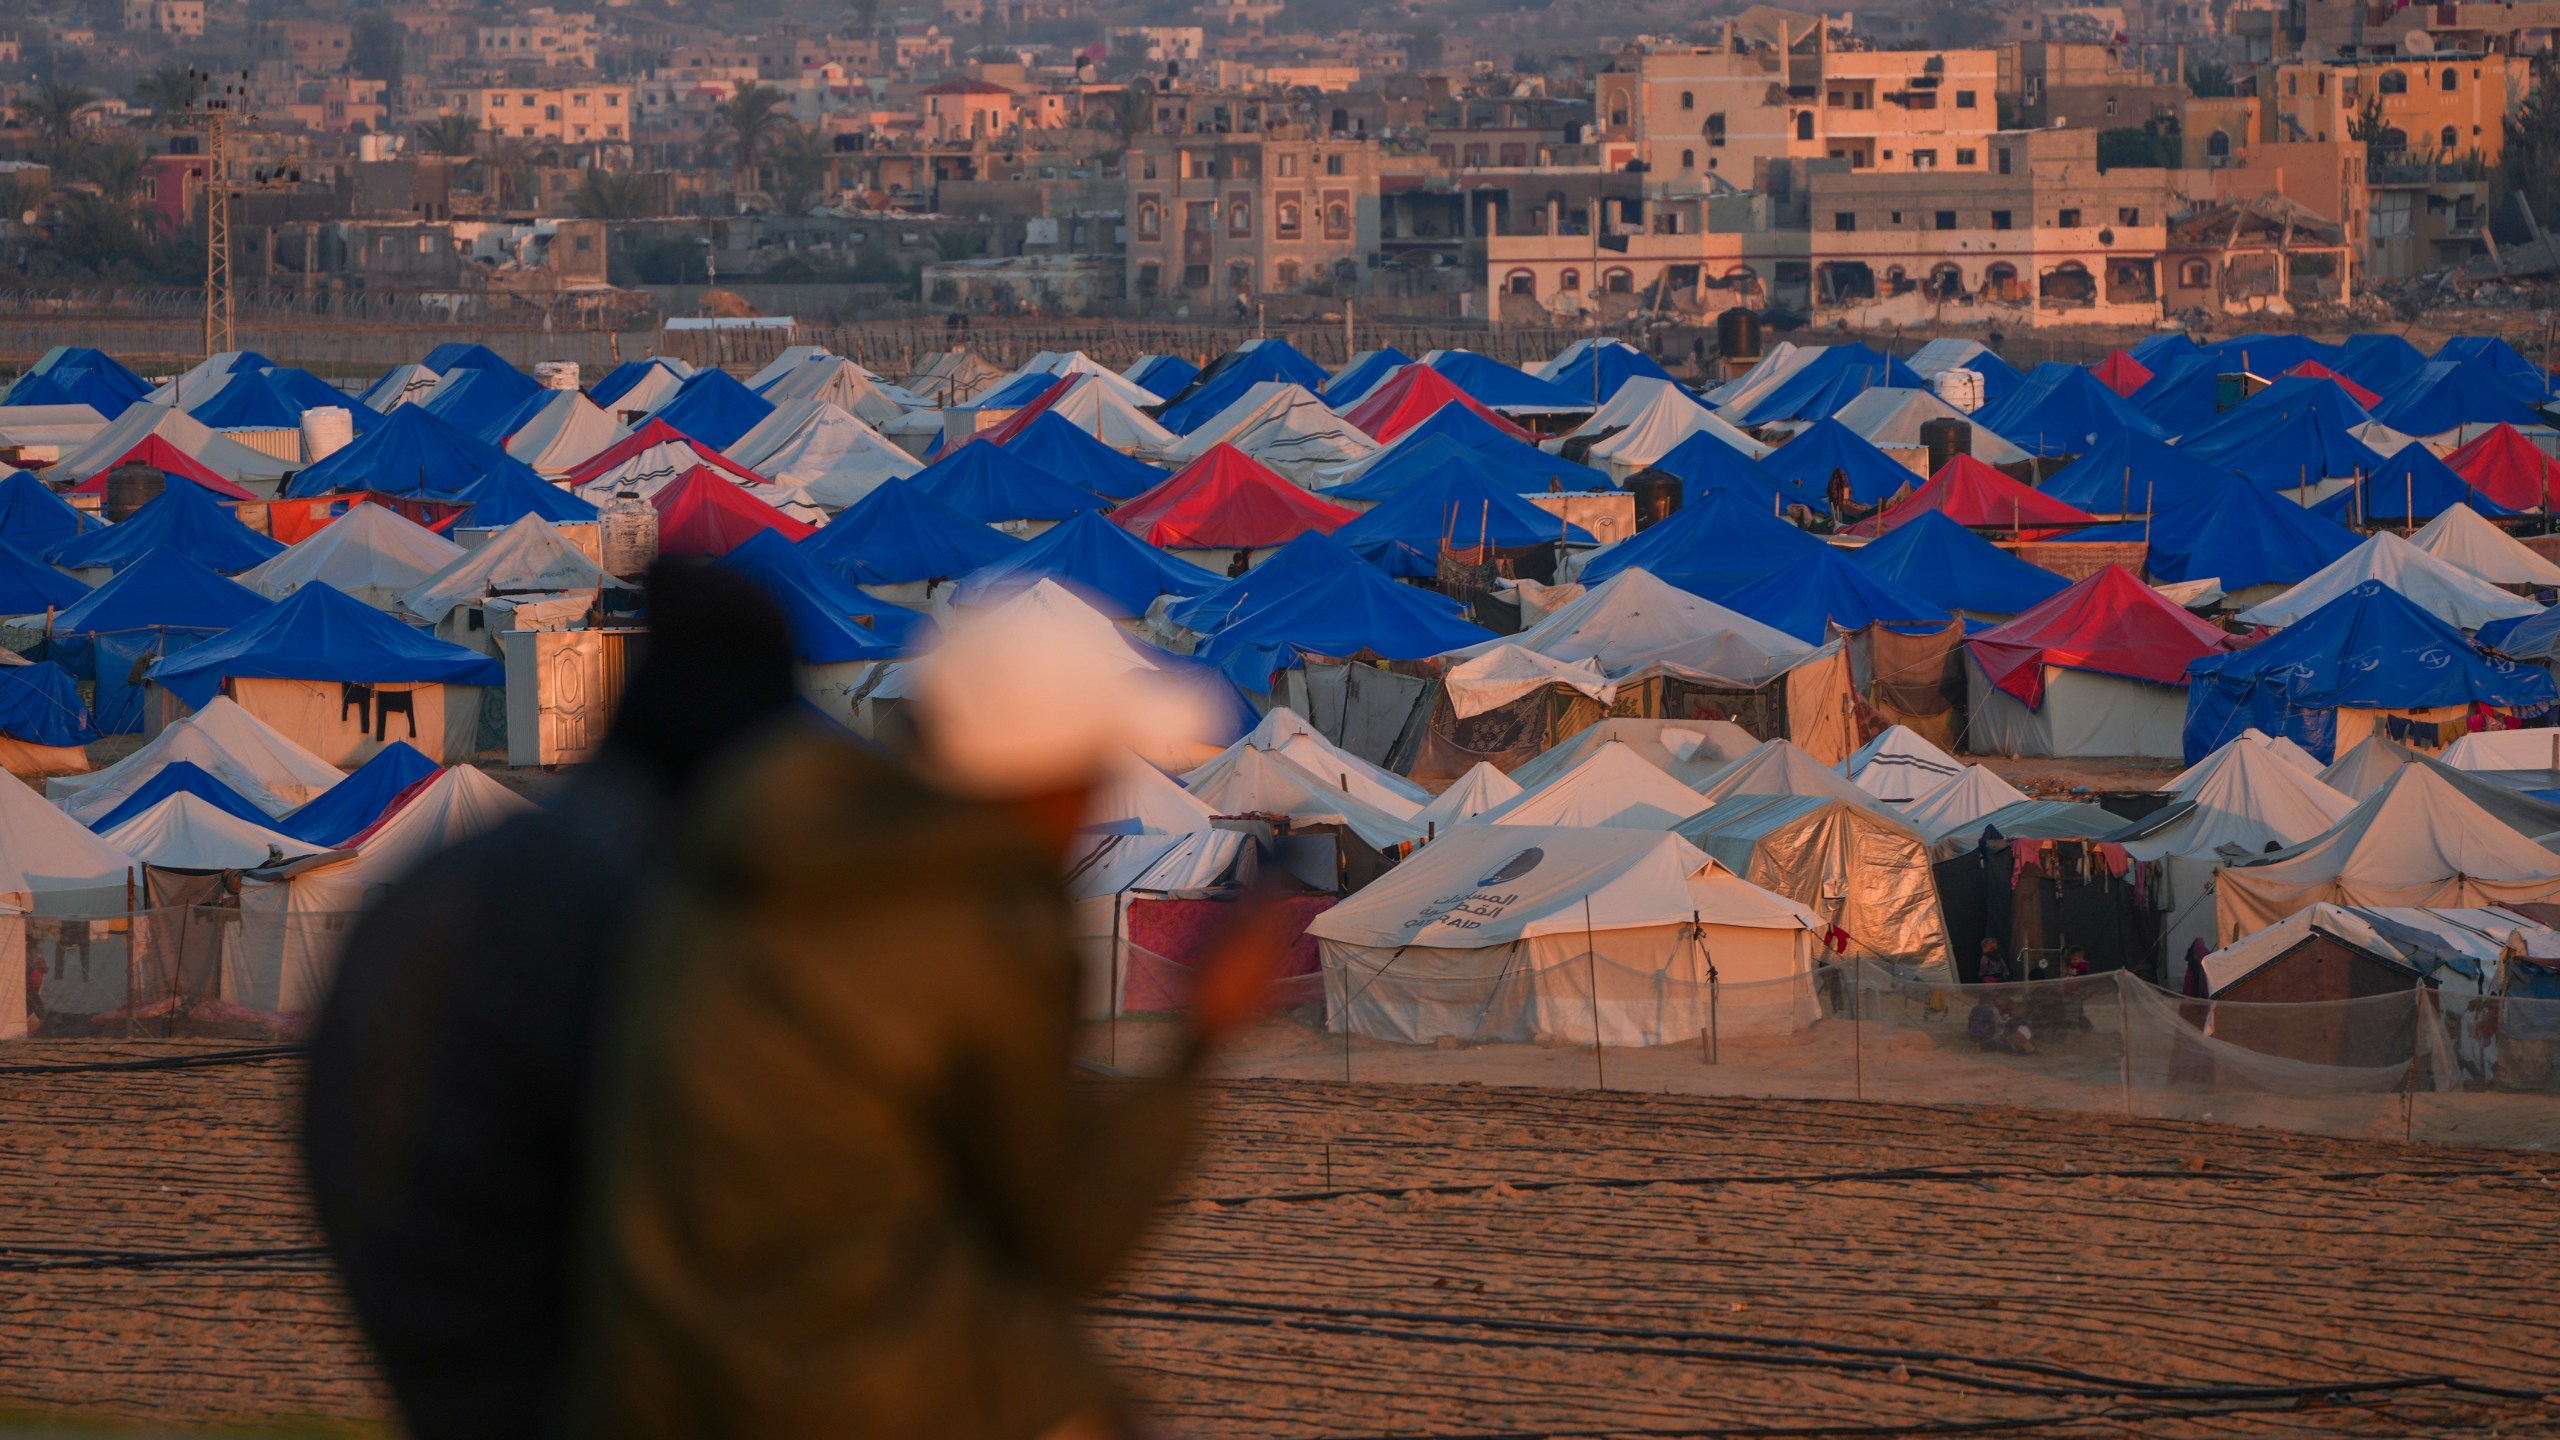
[1109,443,1357,550]
[651,465,814,557]
[64,434,257,501]
[976,374,1079,447]
[1339,364,1538,443]
[2445,423,2560,512]
[1846,453,2098,539]
[2279,361,2381,409]
[562,417,771,490]
[1966,564,2233,706]
[2089,349,2153,398]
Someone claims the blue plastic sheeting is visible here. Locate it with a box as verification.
[2178,405,2388,489]
[1323,432,1611,502]
[647,368,776,451]
[453,379,559,447]
[421,343,523,378]
[1324,347,1415,408]
[0,374,84,409]
[2135,475,2361,588]
[2185,580,2557,763]
[2310,445,2516,524]
[1741,344,1926,425]
[2126,333,2207,372]
[0,661,101,748]
[2127,353,2226,439]
[971,371,1065,411]
[422,370,541,441]
[191,369,380,434]
[2435,336,2557,402]
[1126,354,1202,400]
[276,742,441,847]
[713,530,912,661]
[1647,430,1823,513]
[1758,418,1917,511]
[86,759,274,834]
[1963,349,2027,407]
[2334,334,2430,396]
[150,581,504,709]
[1847,510,2070,618]
[1542,341,1675,407]
[1719,545,1951,643]
[1195,557,1496,692]
[88,630,211,733]
[2368,358,2550,435]
[800,479,1022,587]
[1970,362,2166,456]
[1578,488,1826,598]
[1001,411,1166,500]
[0,534,91,613]
[947,509,1222,619]
[454,465,599,528]
[1427,351,1587,411]
[53,480,283,575]
[2204,332,2338,376]
[285,403,551,502]
[907,441,1107,524]
[2214,373,2376,431]
[8,347,151,418]
[588,358,685,408]
[1155,339,1333,434]
[1166,529,1464,634]
[2476,607,2560,659]
[0,471,103,560]
[1331,463,1594,579]
[2039,429,2242,515]
[50,545,270,638]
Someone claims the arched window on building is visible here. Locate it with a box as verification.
[2179,258,2211,288]
[2443,67,2459,90]
[1558,268,1581,292]
[1795,111,1814,141]
[2206,129,2231,159]
[2440,125,2460,151]
[1603,267,1634,293]
[1680,91,1695,110]
[1681,149,1695,169]
[1505,269,1535,295]
[2379,69,2408,94]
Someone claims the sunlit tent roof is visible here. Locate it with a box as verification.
[84,757,275,834]
[1425,349,1588,415]
[2444,424,2560,512]
[564,417,771,498]
[1693,737,1883,810]
[2109,472,2360,589]
[1903,767,2031,841]
[799,477,1022,587]
[2404,502,2560,588]
[2178,400,2388,489]
[100,792,318,871]
[1719,545,1951,644]
[0,469,103,559]
[49,545,267,640]
[1163,529,1467,636]
[1849,454,2095,537]
[1470,739,1706,830]
[2333,334,2429,395]
[1440,645,1615,718]
[11,346,150,419]
[1847,510,2069,618]
[51,695,343,822]
[2205,332,2337,376]
[1413,760,1524,829]
[2126,352,2228,439]
[421,342,523,378]
[2114,737,2355,863]
[240,765,537,928]
[951,508,1222,619]
[2235,530,2540,631]
[1967,565,2231,706]
[234,501,468,609]
[2436,335,2558,401]
[1324,430,1611,502]
[1001,411,1165,501]
[1578,487,1828,598]
[1193,554,1496,692]
[189,369,377,435]
[907,439,1108,525]
[1542,339,1677,407]
[1969,361,2166,456]
[2370,356,2549,436]
[1739,343,1926,425]
[1339,364,1539,443]
[1452,567,1810,683]
[0,660,98,750]
[0,760,134,909]
[285,402,551,503]
[1161,382,1382,479]
[2278,360,2380,409]
[1183,742,1424,849]
[2090,348,2152,397]
[53,477,283,575]
[588,356,692,411]
[421,366,538,439]
[1566,377,1772,468]
[1324,402,1587,488]
[1758,417,1920,509]
[724,397,922,509]
[1843,724,1963,804]
[2165,728,2328,794]
[753,354,926,425]
[150,581,505,709]
[2308,442,2513,525]
[403,513,609,625]
[989,350,1164,411]
[1183,705,1427,813]
[59,433,257,501]
[1124,353,1202,400]
[648,366,776,450]
[503,390,623,476]
[1154,338,1333,434]
[0,405,109,457]
[357,362,444,412]
[1647,429,1824,513]
[275,741,442,847]
[46,402,296,488]
[711,529,908,662]
[1328,461,1594,578]
[1826,386,2029,468]
[1111,444,1355,550]
[651,465,816,558]
[1508,717,1763,791]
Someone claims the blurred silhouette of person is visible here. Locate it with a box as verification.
[302,564,800,1440]
[563,595,1287,1440]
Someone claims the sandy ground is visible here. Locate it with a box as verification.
[3,1039,2559,1438]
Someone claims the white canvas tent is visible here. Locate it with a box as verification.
[1413,762,1523,830]
[1037,373,1180,456]
[1827,387,2032,472]
[1471,740,1708,830]
[1556,378,1772,470]
[2441,728,2560,773]
[50,696,343,823]
[0,403,108,452]
[2200,903,2554,997]
[1964,658,2192,759]
[1505,718,1763,791]
[2403,503,2560,588]
[1182,706,1427,815]
[994,351,1162,410]
[1695,738,1887,810]
[98,791,319,872]
[1453,568,1811,679]
[1309,824,1821,1045]
[1181,743,1423,851]
[1082,747,1218,835]
[1442,645,1616,719]
[753,354,929,425]
[0,772,133,912]
[2116,739,2358,982]
[1676,793,1954,974]
[403,513,608,643]
[1899,764,2031,842]
[600,362,689,420]
[1160,383,1380,480]
[43,403,297,489]
[2318,735,2416,799]
[1843,725,1963,804]
[1701,342,1819,415]
[2164,728,2327,794]
[504,391,623,475]
[723,397,922,509]
[2236,530,2540,631]
[234,502,469,610]
[360,364,442,413]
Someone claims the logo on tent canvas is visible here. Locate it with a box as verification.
[1477,847,1544,887]
[1402,848,1545,932]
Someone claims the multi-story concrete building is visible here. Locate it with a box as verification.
[253,21,354,73]
[435,83,634,144]
[1123,129,1380,305]
[475,9,602,70]
[2006,42,2190,129]
[122,0,203,37]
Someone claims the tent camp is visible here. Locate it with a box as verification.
[45,403,297,490]
[0,468,105,559]
[2114,738,2357,981]
[1425,350,1589,417]
[1845,511,2070,620]
[1843,725,1964,804]
[1969,362,2165,456]
[1827,387,2032,472]
[2164,728,2327,794]
[1846,455,2097,539]
[1542,339,1677,406]
[2403,503,2560,589]
[948,508,1223,620]
[1409,645,1616,783]
[500,391,621,476]
[1965,566,2234,759]
[2234,530,2540,632]
[1898,764,2031,840]
[647,367,776,451]
[1574,488,1829,598]
[722,398,922,509]
[1339,365,1537,443]
[1757,418,1919,510]
[2104,469,2361,598]
[51,695,342,824]
[1323,348,1412,409]
[1470,740,1709,830]
[284,402,546,503]
[798,477,1023,604]
[999,412,1165,502]
[1692,738,1884,811]
[99,792,319,876]
[1193,552,1496,695]
[402,513,609,640]
[0,767,133,914]
[2310,444,2515,528]
[52,478,284,580]
[1560,378,1772,472]
[1159,383,1381,481]
[1676,794,1953,974]
[753,354,927,426]
[649,466,816,558]
[274,741,441,847]
[1109,445,1355,563]
[1124,353,1202,401]
[2037,428,2242,517]
[232,502,469,610]
[1183,706,1427,816]
[1503,717,1764,792]
[0,661,99,777]
[1308,824,1822,1045]
[1181,742,1425,863]
[2444,424,2560,512]
[1413,762,1524,829]
[1328,462,1594,579]
[1717,545,1952,644]
[906,439,1107,535]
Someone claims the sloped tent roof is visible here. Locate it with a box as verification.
[1542,339,1677,407]
[150,351,277,407]
[44,403,295,488]
[1569,378,1773,468]
[60,433,256,501]
[1324,403,1607,489]
[1425,350,1589,415]
[1413,761,1524,829]
[651,465,816,558]
[1080,746,1219,836]
[1719,545,1952,644]
[421,342,522,378]
[1507,717,1764,791]
[1739,343,1926,425]
[564,418,772,499]
[0,535,91,614]
[1184,705,1427,812]
[754,354,926,426]
[2235,530,2540,631]
[421,367,537,440]
[2208,372,2377,434]
[987,351,1163,412]
[403,513,608,625]
[1969,362,2167,456]
[950,509,1222,619]
[1847,511,2069,618]
[1154,339,1333,434]
[1579,488,1828,599]
[1442,645,1615,717]
[2370,357,2549,436]
[1647,429,1824,514]
[2318,734,2420,800]
[1901,764,2032,840]
[2120,473,2361,588]
[1124,353,1203,401]
[53,478,283,575]
[745,346,836,391]
[1020,371,1179,456]
[1849,454,2097,537]
[2216,764,2560,940]
[2279,360,2381,409]
[84,757,275,833]
[725,397,922,509]
[12,346,150,419]
[50,695,344,822]
[1471,739,1707,830]
[285,402,551,502]
[2334,334,2430,395]
[2126,352,2228,439]
[588,357,692,412]
[1193,556,1497,692]
[2308,442,2513,525]
[242,765,537,928]
[1001,411,1166,501]
[1324,431,1612,502]
[1692,737,1884,810]
[900,349,1007,405]
[0,763,134,907]
[2189,580,2556,763]
[2435,336,2558,401]
[800,478,1021,588]
[234,502,468,609]
[646,367,777,451]
[2404,502,2560,588]
[358,363,445,412]
[1459,567,1811,684]
[2444,425,2560,512]
[1163,529,1469,637]
[1322,347,1413,409]
[100,792,319,871]
[1923,797,2131,858]
[276,741,442,847]
[1162,382,1382,479]
[188,369,378,434]
[458,464,598,530]
[907,440,1108,524]
[50,545,268,635]
[0,660,99,747]
[0,469,104,560]
[711,530,908,662]
[2205,332,2338,375]
[1339,365,1538,444]
[1329,462,1594,578]
[2090,349,2153,397]
[2180,404,2388,488]
[1673,791,1952,971]
[150,580,505,709]
[1758,418,1916,510]
[2165,727,2328,793]
[1907,340,2027,407]
[1843,725,1963,804]
[503,391,623,476]
[1825,386,2030,469]
[1111,444,1355,551]
[1968,565,2232,707]
[1181,738,1425,851]
[2113,738,2355,862]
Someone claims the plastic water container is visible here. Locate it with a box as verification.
[534,361,581,392]
[299,406,355,464]
[598,486,658,580]
[1929,369,1984,414]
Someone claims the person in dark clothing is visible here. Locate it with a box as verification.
[301,564,800,1440]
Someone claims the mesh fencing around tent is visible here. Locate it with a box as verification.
[13,906,361,1040]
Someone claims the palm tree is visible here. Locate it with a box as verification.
[768,125,834,213]
[571,168,655,220]
[483,136,535,210]
[80,138,146,203]
[929,227,984,262]
[711,81,788,199]
[414,112,481,157]
[18,80,97,167]
[133,63,202,114]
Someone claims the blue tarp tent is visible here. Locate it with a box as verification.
[713,530,914,660]
[2127,353,2226,439]
[0,660,100,749]
[2435,336,2557,402]
[588,358,686,409]
[284,403,550,501]
[2128,475,2361,588]
[422,367,540,436]
[1577,488,1826,598]
[0,374,84,409]
[2310,444,2515,524]
[86,759,274,834]
[42,546,270,732]
[1847,510,2070,618]
[1427,351,1587,412]
[1195,557,1496,693]
[1324,347,1415,409]
[150,581,504,709]
[1323,432,1610,502]
[421,343,523,379]
[2215,373,2376,431]
[2335,334,2430,396]
[1126,354,1201,400]
[455,380,560,447]
[907,440,1108,524]
[972,371,1065,411]
[9,346,150,417]
[2205,332,2337,377]
[1758,418,1916,510]
[277,742,441,846]
[2368,358,2549,435]
[2040,429,2242,515]
[800,478,1022,587]
[1001,411,1165,500]
[190,368,381,434]
[947,508,1222,618]
[1542,341,1675,407]
[1742,344,1925,425]
[1962,348,2027,407]
[649,368,775,450]
[1330,464,1595,578]
[53,479,282,574]
[1155,339,1333,434]
[0,470,103,560]
[1165,529,1464,634]
[454,465,600,529]
[1647,429,1823,513]
[1970,362,2165,456]
[1720,545,1950,643]
[2179,405,2387,489]
[2126,333,2207,372]
[0,534,90,613]
[2184,580,2556,763]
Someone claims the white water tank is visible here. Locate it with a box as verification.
[299,406,355,463]
[598,486,658,581]
[534,361,581,391]
[1929,369,1984,414]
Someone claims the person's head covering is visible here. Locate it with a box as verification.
[609,561,798,790]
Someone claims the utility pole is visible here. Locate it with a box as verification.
[186,68,252,358]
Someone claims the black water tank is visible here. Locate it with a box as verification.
[1629,469,1683,531]
[105,462,165,523]
[1716,306,1762,362]
[1920,417,1972,477]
